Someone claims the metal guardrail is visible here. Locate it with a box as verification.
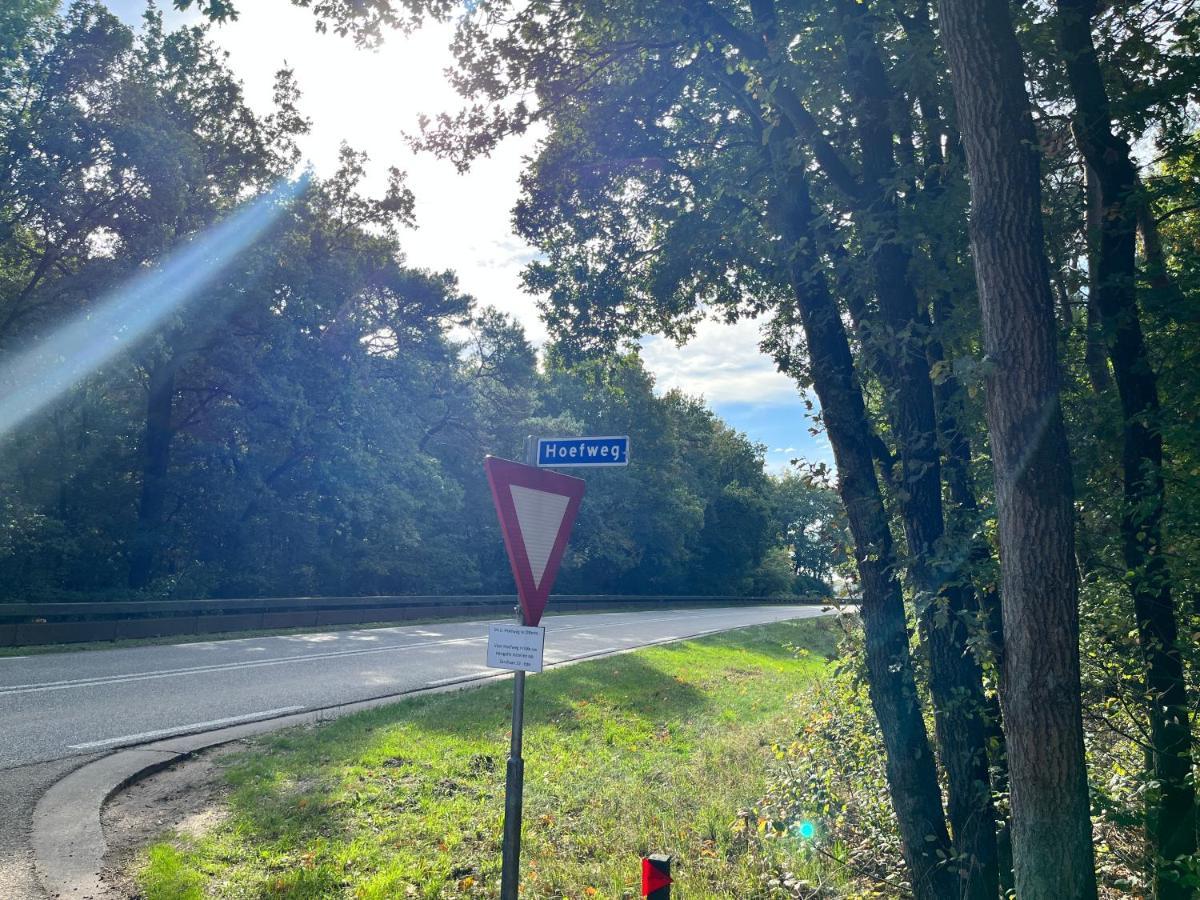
[0,594,828,647]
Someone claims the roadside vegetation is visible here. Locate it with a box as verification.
[135,618,855,899]
[131,609,1187,899]
[6,1,1200,897]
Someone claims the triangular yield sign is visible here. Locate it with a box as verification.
[484,456,585,626]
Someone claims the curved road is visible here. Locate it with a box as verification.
[0,604,833,898]
[0,604,832,770]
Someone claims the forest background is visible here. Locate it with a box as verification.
[5,0,1200,898]
[0,2,844,604]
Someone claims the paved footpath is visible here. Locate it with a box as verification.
[0,604,831,898]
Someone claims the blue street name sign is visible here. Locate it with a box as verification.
[536,435,630,467]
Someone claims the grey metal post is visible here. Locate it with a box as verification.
[500,437,538,899]
[500,615,526,900]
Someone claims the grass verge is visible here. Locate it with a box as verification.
[136,616,849,899]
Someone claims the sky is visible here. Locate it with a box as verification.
[102,0,833,472]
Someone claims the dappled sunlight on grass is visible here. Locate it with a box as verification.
[137,617,847,898]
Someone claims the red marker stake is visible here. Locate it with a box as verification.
[642,854,673,898]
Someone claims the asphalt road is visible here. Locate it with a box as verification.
[0,604,831,771]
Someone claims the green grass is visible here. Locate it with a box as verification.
[136,617,849,899]
[143,845,206,900]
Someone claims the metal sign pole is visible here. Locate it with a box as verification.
[500,610,526,900]
[499,436,538,900]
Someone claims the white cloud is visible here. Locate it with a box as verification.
[639,318,801,406]
[109,1,831,467]
[195,1,547,340]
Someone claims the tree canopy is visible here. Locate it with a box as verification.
[0,2,839,604]
[7,0,1200,897]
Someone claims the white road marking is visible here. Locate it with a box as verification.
[0,608,812,696]
[68,706,306,750]
[0,635,489,695]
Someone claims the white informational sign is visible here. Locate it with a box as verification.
[487,624,546,673]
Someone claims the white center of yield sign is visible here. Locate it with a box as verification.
[509,484,571,588]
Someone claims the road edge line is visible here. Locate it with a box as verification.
[31,610,833,898]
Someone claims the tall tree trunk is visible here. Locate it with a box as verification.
[893,7,1018,880]
[837,9,999,894]
[1056,3,1197,892]
[769,149,958,900]
[1084,164,1113,393]
[129,359,177,590]
[936,2,1098,897]
[928,303,1016,896]
[1136,195,1187,312]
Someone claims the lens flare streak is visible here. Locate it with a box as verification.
[0,176,308,440]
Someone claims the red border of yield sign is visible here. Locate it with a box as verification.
[484,456,585,627]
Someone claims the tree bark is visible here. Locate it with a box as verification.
[1084,164,1113,393]
[936,2,1098,897]
[836,9,999,895]
[1136,194,1186,312]
[889,10,1018,879]
[769,149,958,900]
[129,358,177,590]
[929,301,1016,897]
[1056,3,1197,892]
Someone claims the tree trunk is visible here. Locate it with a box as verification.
[928,303,1016,897]
[1056,4,1197,892]
[770,151,958,900]
[129,359,177,590]
[892,7,1018,878]
[1136,194,1186,312]
[836,9,999,894]
[936,2,1098,897]
[1084,164,1113,393]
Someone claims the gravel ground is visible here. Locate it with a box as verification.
[101,745,241,899]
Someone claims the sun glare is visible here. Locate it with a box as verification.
[0,175,310,441]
